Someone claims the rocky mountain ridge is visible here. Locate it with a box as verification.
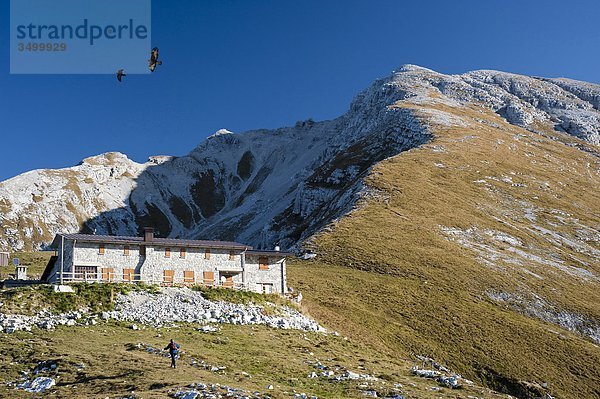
[1,64,599,251]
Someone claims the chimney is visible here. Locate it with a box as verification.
[143,227,154,242]
[274,245,280,252]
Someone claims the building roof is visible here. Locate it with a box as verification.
[246,249,295,257]
[50,233,252,251]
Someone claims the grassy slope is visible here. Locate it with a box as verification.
[0,287,511,399]
[289,101,600,399]
[0,251,55,280]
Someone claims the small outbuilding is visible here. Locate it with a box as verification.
[0,252,9,267]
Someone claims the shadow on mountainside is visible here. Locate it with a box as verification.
[79,111,431,249]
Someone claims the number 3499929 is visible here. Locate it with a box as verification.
[18,42,67,52]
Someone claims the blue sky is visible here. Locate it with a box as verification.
[1,0,599,181]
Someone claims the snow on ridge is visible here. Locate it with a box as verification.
[208,128,235,138]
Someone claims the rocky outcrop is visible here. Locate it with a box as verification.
[0,287,324,334]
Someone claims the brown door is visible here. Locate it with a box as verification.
[163,269,174,285]
[123,268,135,282]
[223,275,234,288]
[183,270,195,285]
[101,267,114,282]
[203,271,215,286]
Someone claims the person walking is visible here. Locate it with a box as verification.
[164,339,180,368]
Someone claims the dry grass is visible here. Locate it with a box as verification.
[289,102,600,398]
[0,308,511,398]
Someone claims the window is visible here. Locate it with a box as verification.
[183,270,195,284]
[203,271,215,285]
[204,248,211,260]
[229,250,236,260]
[124,245,130,256]
[101,267,114,282]
[75,266,97,280]
[98,244,105,255]
[165,247,171,258]
[180,248,186,259]
[163,269,174,285]
[139,245,146,256]
[260,283,274,294]
[259,257,269,270]
[123,268,135,282]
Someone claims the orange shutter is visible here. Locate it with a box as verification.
[163,270,174,285]
[99,244,105,255]
[101,268,114,282]
[123,268,135,282]
[205,248,211,260]
[180,248,186,259]
[124,245,130,256]
[183,270,195,284]
[259,257,269,270]
[165,247,171,258]
[203,271,215,285]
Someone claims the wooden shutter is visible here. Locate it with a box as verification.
[98,244,105,255]
[165,247,171,258]
[204,248,211,260]
[259,257,269,270]
[163,269,174,285]
[123,268,135,282]
[101,267,114,282]
[203,271,215,285]
[124,245,130,256]
[180,248,186,259]
[183,270,195,284]
[229,250,235,260]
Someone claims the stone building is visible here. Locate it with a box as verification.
[43,228,290,294]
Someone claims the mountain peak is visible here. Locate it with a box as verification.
[80,152,134,167]
[208,128,235,138]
